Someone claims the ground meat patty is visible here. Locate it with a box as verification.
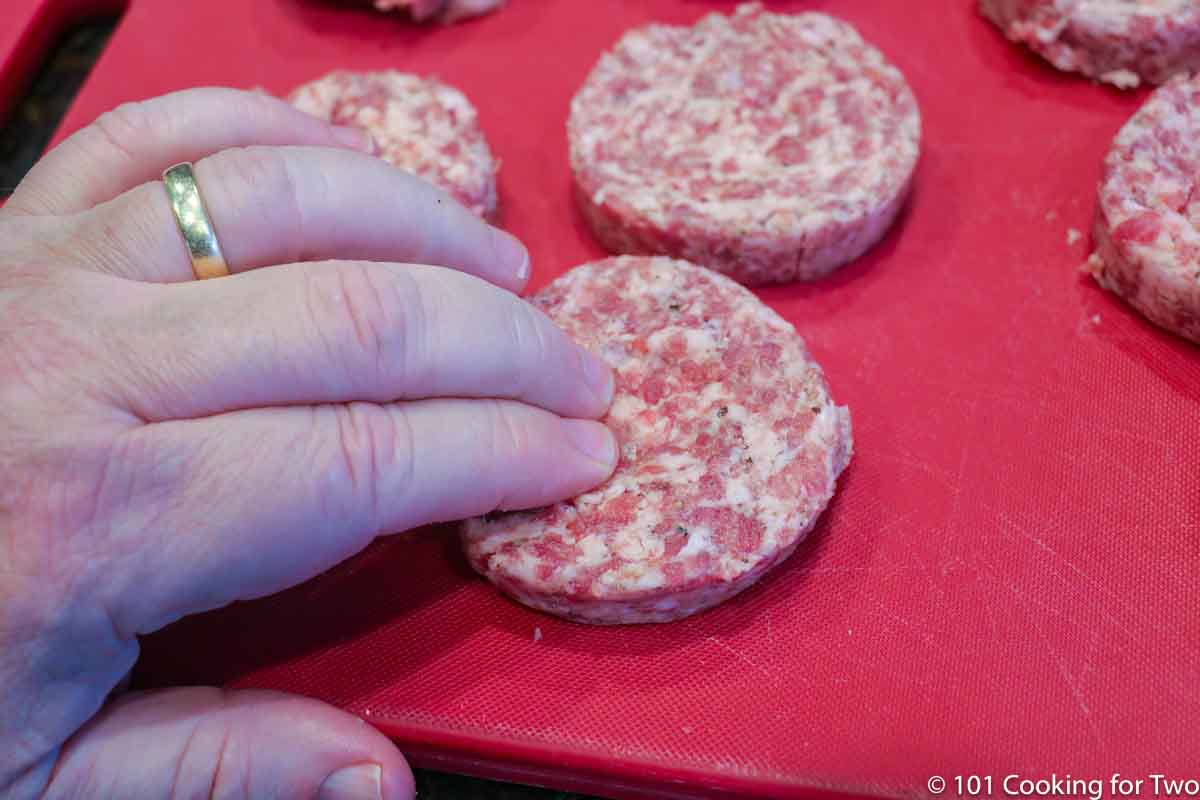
[1086,74,1200,344]
[364,0,503,23]
[461,256,854,624]
[980,0,1200,89]
[567,4,921,286]
[289,71,497,219]
[371,0,442,20]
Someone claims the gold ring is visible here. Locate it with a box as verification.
[162,162,229,280]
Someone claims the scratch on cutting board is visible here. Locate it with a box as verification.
[973,546,1106,747]
[987,506,1200,702]
[795,512,922,579]
[879,509,925,537]
[794,565,886,575]
[873,598,936,645]
[706,636,771,678]
[997,510,1059,557]
[1063,448,1178,522]
[1006,579,1106,750]
[970,561,1005,640]
[947,401,978,527]
[874,450,957,486]
[1077,627,1101,689]
[808,620,939,689]
[922,376,1045,410]
[989,506,1141,643]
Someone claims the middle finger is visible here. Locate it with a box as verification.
[103,260,615,423]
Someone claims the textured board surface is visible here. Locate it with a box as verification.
[3,1,1198,798]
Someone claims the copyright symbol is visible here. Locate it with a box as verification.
[928,776,946,795]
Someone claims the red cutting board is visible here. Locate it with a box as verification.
[4,1,1199,798]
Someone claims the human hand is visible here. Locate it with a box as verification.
[0,87,615,799]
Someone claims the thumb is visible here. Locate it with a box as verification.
[43,687,415,800]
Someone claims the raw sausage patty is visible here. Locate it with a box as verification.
[1087,74,1200,344]
[980,0,1200,88]
[462,256,854,624]
[289,70,498,219]
[363,0,503,24]
[568,3,921,286]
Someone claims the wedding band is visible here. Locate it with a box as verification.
[162,162,229,280]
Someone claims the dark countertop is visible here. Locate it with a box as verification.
[0,17,599,800]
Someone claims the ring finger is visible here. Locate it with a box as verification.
[68,144,529,292]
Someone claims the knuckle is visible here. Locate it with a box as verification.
[392,270,431,387]
[205,710,241,800]
[484,401,531,466]
[328,403,412,529]
[205,146,305,258]
[477,402,536,513]
[335,265,390,360]
[304,265,415,396]
[510,300,552,365]
[211,145,291,198]
[223,85,287,122]
[88,100,161,164]
[164,690,239,800]
[506,302,556,396]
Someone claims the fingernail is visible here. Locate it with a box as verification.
[491,226,530,286]
[579,348,614,409]
[331,124,377,156]
[564,420,617,469]
[319,764,383,800]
